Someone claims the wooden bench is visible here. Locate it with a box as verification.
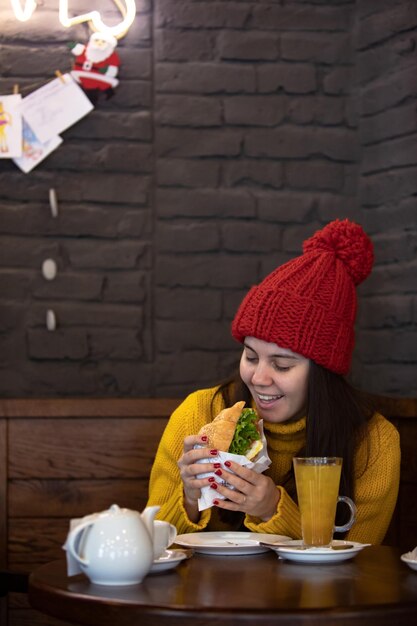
[0,395,416,626]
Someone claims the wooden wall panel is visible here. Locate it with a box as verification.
[9,478,150,518]
[8,418,166,479]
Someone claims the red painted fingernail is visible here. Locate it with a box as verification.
[215,469,222,476]
[210,449,218,456]
[210,483,218,490]
[213,463,221,468]
[201,435,208,442]
[208,477,215,483]
[213,500,219,505]
[225,461,232,467]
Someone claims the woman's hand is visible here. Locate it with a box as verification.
[211,461,280,522]
[177,435,219,522]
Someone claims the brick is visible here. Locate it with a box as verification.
[156,29,215,61]
[155,287,222,320]
[156,62,256,94]
[258,64,316,94]
[245,127,316,158]
[45,142,153,173]
[89,329,145,359]
[257,192,314,222]
[157,159,220,188]
[361,65,417,116]
[66,111,152,140]
[156,95,222,126]
[357,37,416,86]
[156,128,242,158]
[360,199,417,233]
[27,329,88,359]
[362,135,417,174]
[285,161,344,191]
[357,329,417,362]
[33,274,104,301]
[252,5,352,31]
[0,304,25,331]
[156,189,256,218]
[29,303,143,328]
[157,222,220,252]
[224,96,285,126]
[286,96,346,125]
[360,101,417,145]
[114,80,152,108]
[222,160,283,189]
[358,296,413,328]
[155,352,220,386]
[282,33,351,64]
[362,260,417,295]
[0,172,149,205]
[1,44,69,76]
[156,320,235,351]
[104,273,148,303]
[352,363,417,396]
[323,66,353,95]
[357,2,417,48]
[155,254,259,288]
[374,232,417,263]
[360,167,417,206]
[155,0,250,29]
[0,237,60,268]
[0,270,33,299]
[119,49,152,79]
[67,241,151,270]
[218,31,279,61]
[283,222,322,254]
[222,221,282,252]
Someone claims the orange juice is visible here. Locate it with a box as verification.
[293,457,342,547]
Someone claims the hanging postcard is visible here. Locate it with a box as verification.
[13,118,62,173]
[0,94,23,158]
[19,73,93,144]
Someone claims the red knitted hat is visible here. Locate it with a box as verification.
[231,219,374,374]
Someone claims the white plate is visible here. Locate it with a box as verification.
[150,549,190,573]
[264,539,370,563]
[175,532,292,555]
[401,553,417,572]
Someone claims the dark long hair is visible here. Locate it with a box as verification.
[213,361,373,529]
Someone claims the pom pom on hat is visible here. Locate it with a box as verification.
[231,219,374,375]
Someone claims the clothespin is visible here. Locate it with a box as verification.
[55,70,66,84]
[13,84,19,94]
[49,188,59,218]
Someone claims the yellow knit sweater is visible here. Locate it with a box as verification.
[147,386,400,544]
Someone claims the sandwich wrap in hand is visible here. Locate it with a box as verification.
[195,401,271,511]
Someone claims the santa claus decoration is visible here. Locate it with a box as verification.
[69,32,121,105]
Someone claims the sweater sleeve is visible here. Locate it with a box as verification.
[345,413,400,545]
[146,390,215,534]
[244,487,301,538]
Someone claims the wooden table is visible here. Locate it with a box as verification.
[29,546,417,626]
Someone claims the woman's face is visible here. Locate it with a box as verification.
[239,336,309,424]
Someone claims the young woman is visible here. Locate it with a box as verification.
[147,219,400,544]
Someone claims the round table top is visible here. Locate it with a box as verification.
[29,545,417,626]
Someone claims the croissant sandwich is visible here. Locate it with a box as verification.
[199,401,263,461]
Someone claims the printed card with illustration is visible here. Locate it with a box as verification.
[0,94,23,158]
[19,73,93,143]
[13,118,62,173]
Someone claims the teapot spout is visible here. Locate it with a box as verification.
[141,505,160,538]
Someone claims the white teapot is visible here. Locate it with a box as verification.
[65,504,161,585]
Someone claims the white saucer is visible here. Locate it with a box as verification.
[150,549,190,573]
[265,540,370,564]
[401,552,417,571]
[175,532,291,556]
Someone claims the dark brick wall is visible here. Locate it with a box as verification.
[0,0,415,398]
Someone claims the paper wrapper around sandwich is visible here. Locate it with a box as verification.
[196,419,271,511]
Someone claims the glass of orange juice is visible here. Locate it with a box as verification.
[293,457,356,548]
